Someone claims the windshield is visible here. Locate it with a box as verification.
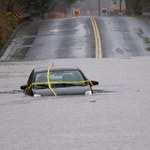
[34,70,87,86]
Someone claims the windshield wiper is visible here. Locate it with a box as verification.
[52,83,86,87]
[34,83,87,88]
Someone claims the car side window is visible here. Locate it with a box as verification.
[35,72,47,82]
[72,71,84,81]
[62,73,74,82]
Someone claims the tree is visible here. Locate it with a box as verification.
[125,0,150,15]
[0,0,75,49]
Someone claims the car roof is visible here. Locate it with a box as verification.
[33,67,80,73]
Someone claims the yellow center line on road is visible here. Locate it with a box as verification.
[90,17,102,58]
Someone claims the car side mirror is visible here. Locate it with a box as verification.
[91,80,99,86]
[20,84,28,90]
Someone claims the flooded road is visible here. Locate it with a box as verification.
[0,58,150,150]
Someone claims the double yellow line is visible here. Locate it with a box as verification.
[90,17,102,58]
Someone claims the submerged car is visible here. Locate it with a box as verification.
[20,67,99,97]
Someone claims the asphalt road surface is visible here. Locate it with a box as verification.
[98,16,150,58]
[25,17,95,60]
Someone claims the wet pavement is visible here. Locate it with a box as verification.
[24,17,95,60]
[1,16,150,61]
[97,16,150,58]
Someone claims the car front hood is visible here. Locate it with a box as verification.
[32,85,91,96]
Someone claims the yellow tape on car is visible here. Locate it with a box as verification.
[47,67,57,96]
